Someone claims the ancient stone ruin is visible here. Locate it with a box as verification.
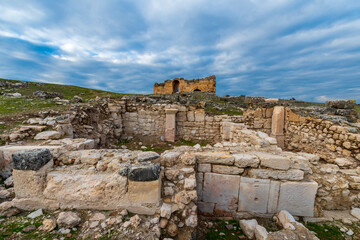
[1,91,360,239]
[154,75,216,94]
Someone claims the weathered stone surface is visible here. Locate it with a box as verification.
[238,177,270,213]
[128,163,161,181]
[44,170,128,208]
[334,158,354,167]
[34,131,62,140]
[248,169,304,181]
[277,210,296,228]
[38,218,56,232]
[12,149,52,171]
[350,208,360,220]
[13,160,53,198]
[128,179,161,204]
[198,163,211,172]
[196,152,235,165]
[255,225,268,240]
[57,211,81,227]
[203,173,240,212]
[185,214,198,228]
[233,154,260,168]
[240,219,258,239]
[198,201,214,213]
[268,181,280,213]
[212,165,244,175]
[184,177,196,190]
[27,209,43,218]
[256,152,290,170]
[196,173,203,201]
[12,198,59,211]
[160,203,172,219]
[161,152,181,167]
[277,181,318,217]
[137,151,160,162]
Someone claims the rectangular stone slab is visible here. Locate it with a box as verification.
[203,173,240,212]
[277,181,318,217]
[238,177,270,213]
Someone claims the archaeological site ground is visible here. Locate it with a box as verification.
[1,76,360,240]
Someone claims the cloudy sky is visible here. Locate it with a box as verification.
[1,0,360,102]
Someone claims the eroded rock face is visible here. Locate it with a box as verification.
[12,149,52,171]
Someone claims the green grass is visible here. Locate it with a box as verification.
[305,222,344,240]
[0,78,131,116]
[205,219,245,240]
[355,105,360,119]
[205,106,243,116]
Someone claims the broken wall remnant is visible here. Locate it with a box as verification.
[154,75,216,94]
[165,109,178,142]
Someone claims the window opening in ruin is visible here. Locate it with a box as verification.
[172,80,180,93]
[194,89,201,92]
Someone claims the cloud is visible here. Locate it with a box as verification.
[0,0,360,102]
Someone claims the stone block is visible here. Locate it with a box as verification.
[233,154,260,168]
[198,202,215,213]
[271,106,284,136]
[248,169,304,181]
[128,163,161,181]
[187,111,195,122]
[203,173,240,212]
[267,181,280,213]
[212,165,244,175]
[256,152,290,170]
[277,181,318,217]
[13,160,53,198]
[12,148,53,171]
[12,198,60,211]
[128,179,161,204]
[198,164,211,172]
[238,177,270,213]
[194,110,205,122]
[196,152,234,165]
[34,131,62,140]
[44,171,128,208]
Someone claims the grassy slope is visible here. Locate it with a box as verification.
[0,78,129,116]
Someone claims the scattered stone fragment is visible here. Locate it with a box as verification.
[22,225,36,232]
[240,219,258,239]
[34,131,62,140]
[120,209,128,216]
[27,209,43,219]
[160,218,168,228]
[4,176,13,187]
[160,203,172,219]
[350,208,360,220]
[130,214,141,227]
[38,218,57,232]
[255,225,268,240]
[167,222,178,237]
[90,212,106,221]
[57,211,81,227]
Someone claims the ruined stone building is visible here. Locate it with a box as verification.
[153,75,216,94]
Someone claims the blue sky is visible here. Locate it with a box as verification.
[1,0,360,102]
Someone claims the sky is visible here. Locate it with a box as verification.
[1,0,360,102]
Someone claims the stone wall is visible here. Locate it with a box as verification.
[154,76,216,94]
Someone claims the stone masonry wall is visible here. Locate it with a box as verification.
[154,76,216,94]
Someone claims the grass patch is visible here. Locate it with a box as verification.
[205,106,243,116]
[355,105,360,119]
[305,222,344,240]
[205,219,245,240]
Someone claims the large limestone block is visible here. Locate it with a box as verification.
[248,169,304,181]
[238,177,270,213]
[277,181,318,217]
[203,173,240,212]
[13,160,53,198]
[12,198,59,211]
[44,171,128,209]
[256,152,290,170]
[12,148,52,170]
[196,152,235,165]
[233,154,260,168]
[212,165,244,175]
[128,179,161,204]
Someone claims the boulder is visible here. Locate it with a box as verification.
[57,211,81,227]
[128,163,161,181]
[240,219,258,239]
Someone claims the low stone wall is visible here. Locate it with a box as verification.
[12,149,162,215]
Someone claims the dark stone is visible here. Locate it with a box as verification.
[326,100,356,109]
[128,163,161,182]
[12,149,52,171]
